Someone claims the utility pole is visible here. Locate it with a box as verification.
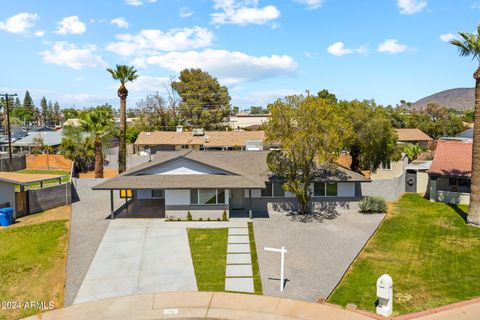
[1,93,17,167]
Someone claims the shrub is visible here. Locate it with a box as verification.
[207,217,211,221]
[199,217,203,221]
[187,211,192,221]
[216,218,221,221]
[359,196,387,213]
[222,210,228,221]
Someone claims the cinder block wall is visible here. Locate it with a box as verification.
[26,154,72,171]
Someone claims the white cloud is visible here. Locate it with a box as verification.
[40,42,106,69]
[327,42,353,56]
[128,75,171,91]
[294,0,325,9]
[131,49,298,85]
[211,0,280,25]
[111,17,129,29]
[179,7,194,18]
[34,30,45,37]
[106,27,214,56]
[397,0,427,15]
[439,33,457,42]
[125,0,156,6]
[327,42,368,56]
[377,39,409,54]
[55,16,86,35]
[0,12,38,34]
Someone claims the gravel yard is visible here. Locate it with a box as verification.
[253,203,384,302]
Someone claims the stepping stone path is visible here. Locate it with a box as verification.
[225,225,254,293]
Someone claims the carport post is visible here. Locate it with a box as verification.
[110,190,114,220]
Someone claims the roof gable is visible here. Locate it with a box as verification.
[137,157,233,176]
[395,128,432,142]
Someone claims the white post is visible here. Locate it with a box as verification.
[264,246,287,292]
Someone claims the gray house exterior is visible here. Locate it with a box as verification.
[93,150,370,219]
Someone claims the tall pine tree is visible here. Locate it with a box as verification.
[53,102,61,126]
[40,97,48,126]
[23,90,35,123]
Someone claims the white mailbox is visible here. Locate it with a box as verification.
[376,274,393,317]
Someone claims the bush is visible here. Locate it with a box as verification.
[359,196,387,213]
[222,210,228,221]
[199,217,203,221]
[187,211,192,221]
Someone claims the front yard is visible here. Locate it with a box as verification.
[328,194,480,315]
[0,206,70,320]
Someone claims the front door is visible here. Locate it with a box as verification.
[230,189,245,210]
[406,170,417,193]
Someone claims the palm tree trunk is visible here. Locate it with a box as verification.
[468,66,480,226]
[94,135,104,179]
[118,85,128,173]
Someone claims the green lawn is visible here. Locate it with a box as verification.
[248,222,263,295]
[328,193,480,315]
[0,220,69,320]
[15,169,71,190]
[188,228,229,291]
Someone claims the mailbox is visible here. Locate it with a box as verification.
[376,274,393,317]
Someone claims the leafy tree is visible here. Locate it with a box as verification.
[317,89,338,104]
[63,108,79,121]
[265,95,344,214]
[450,23,480,225]
[232,106,239,115]
[22,90,35,123]
[249,106,269,114]
[107,64,139,173]
[403,144,422,161]
[80,106,115,178]
[172,68,231,128]
[135,92,178,131]
[40,97,48,126]
[336,100,400,173]
[60,126,95,173]
[126,126,140,144]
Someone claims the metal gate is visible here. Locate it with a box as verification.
[405,170,417,193]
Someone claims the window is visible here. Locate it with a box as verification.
[261,182,285,197]
[181,144,189,149]
[190,189,226,205]
[314,183,338,197]
[151,189,164,198]
[120,189,134,198]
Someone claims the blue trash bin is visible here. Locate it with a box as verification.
[0,208,13,226]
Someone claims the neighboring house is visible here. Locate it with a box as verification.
[93,150,370,219]
[455,128,473,140]
[405,160,432,194]
[228,112,269,130]
[134,129,267,153]
[428,140,471,205]
[1,130,63,153]
[395,128,433,149]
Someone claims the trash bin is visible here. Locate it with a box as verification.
[0,208,13,227]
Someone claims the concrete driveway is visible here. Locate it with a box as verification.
[73,220,198,304]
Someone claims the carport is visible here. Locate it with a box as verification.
[114,198,165,218]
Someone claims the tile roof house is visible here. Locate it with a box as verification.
[134,129,267,153]
[428,140,472,205]
[395,128,433,148]
[93,150,370,219]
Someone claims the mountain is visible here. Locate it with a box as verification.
[412,88,474,111]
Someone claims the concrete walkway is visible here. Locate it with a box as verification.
[73,219,198,304]
[25,292,376,320]
[225,225,254,293]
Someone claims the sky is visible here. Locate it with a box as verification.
[0,0,479,110]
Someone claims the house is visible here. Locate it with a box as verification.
[92,150,370,219]
[2,130,63,153]
[228,112,269,130]
[134,129,267,153]
[395,128,433,149]
[428,140,471,205]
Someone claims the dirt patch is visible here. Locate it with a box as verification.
[79,169,118,178]
[12,205,71,228]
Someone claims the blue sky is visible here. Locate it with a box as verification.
[0,0,479,110]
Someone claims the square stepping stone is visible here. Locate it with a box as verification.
[227,243,250,254]
[225,277,254,293]
[227,253,251,265]
[228,235,249,244]
[226,264,253,277]
[228,228,248,236]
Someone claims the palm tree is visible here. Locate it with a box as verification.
[107,65,139,173]
[451,24,480,226]
[81,107,114,178]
